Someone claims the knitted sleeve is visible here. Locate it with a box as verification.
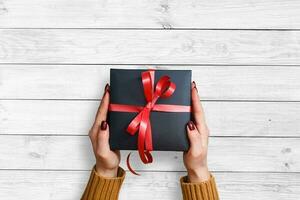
[81,166,125,200]
[180,174,219,200]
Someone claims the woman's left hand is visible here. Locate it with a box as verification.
[183,82,211,183]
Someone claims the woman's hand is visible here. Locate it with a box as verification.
[88,84,120,178]
[183,82,210,183]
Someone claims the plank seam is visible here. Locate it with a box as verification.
[1,134,300,138]
[1,99,300,102]
[2,28,300,31]
[1,63,300,67]
[0,169,299,174]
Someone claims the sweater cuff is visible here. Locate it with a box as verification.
[81,166,125,200]
[180,174,219,200]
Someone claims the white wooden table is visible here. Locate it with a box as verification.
[0,0,300,199]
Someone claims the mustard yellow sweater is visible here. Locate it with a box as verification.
[81,166,219,200]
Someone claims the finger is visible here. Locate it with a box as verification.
[186,121,201,151]
[90,84,110,153]
[93,84,110,128]
[97,120,111,155]
[191,82,209,146]
[191,81,206,129]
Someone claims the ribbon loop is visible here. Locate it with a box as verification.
[142,70,154,102]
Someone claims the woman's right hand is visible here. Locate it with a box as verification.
[88,84,121,178]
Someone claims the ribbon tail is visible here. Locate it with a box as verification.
[126,152,140,176]
[144,150,153,163]
[145,115,153,151]
[138,110,148,163]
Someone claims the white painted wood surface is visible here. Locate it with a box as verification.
[1,30,300,65]
[0,1,300,199]
[0,136,299,172]
[1,65,300,101]
[1,171,299,200]
[0,0,300,29]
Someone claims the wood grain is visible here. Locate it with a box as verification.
[1,30,300,65]
[0,0,300,29]
[1,100,299,137]
[1,65,300,101]
[0,135,298,172]
[1,0,300,198]
[0,170,299,200]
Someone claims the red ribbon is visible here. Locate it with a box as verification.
[109,69,191,175]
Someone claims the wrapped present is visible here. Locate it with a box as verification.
[108,68,191,174]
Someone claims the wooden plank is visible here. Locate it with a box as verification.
[0,170,299,200]
[0,135,299,172]
[1,65,300,101]
[1,30,300,65]
[0,0,300,29]
[1,100,299,137]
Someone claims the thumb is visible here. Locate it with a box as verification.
[97,120,111,154]
[186,121,201,151]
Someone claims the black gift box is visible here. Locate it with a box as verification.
[108,68,191,152]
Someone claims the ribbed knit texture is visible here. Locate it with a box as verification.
[180,175,219,200]
[81,166,125,200]
[82,166,219,200]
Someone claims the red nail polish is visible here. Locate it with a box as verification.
[187,121,195,130]
[100,121,108,130]
[104,83,110,93]
[192,81,198,92]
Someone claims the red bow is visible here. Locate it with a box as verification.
[109,69,191,175]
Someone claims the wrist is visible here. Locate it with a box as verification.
[187,166,210,183]
[96,164,119,178]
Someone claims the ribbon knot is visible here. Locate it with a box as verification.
[109,69,191,175]
[146,102,152,109]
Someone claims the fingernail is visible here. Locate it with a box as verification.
[192,81,198,92]
[187,121,195,130]
[104,83,110,93]
[100,121,108,130]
